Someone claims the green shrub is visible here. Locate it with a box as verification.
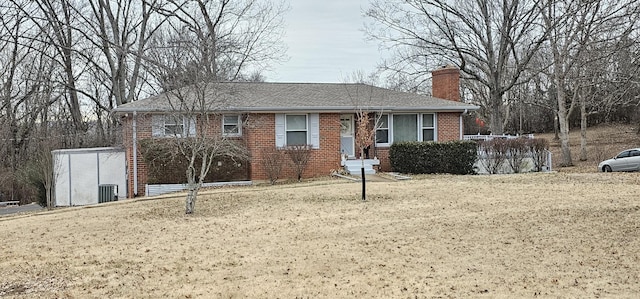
[389,141,477,174]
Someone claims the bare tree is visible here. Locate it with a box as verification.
[148,0,288,86]
[81,0,162,107]
[541,0,640,166]
[25,0,86,139]
[141,0,287,213]
[341,73,384,200]
[156,82,248,214]
[575,33,640,161]
[0,3,60,202]
[366,0,552,134]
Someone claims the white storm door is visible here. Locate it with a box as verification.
[340,114,355,157]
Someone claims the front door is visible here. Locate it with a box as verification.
[340,114,355,158]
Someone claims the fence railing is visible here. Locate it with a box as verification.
[463,134,535,141]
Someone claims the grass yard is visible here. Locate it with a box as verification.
[1,172,639,298]
[539,123,640,173]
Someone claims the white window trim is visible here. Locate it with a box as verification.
[374,113,438,146]
[421,113,437,142]
[222,114,242,137]
[375,114,390,147]
[285,114,308,146]
[153,114,196,138]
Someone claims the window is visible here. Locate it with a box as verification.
[617,151,631,159]
[222,115,241,136]
[152,115,195,137]
[374,113,438,146]
[286,114,307,145]
[376,114,389,144]
[393,114,418,142]
[164,116,184,136]
[422,113,435,141]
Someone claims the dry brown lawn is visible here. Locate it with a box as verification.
[539,123,640,173]
[2,124,640,298]
[1,170,639,298]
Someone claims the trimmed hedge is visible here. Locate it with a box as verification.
[389,141,478,174]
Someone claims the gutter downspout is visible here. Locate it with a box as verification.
[133,111,138,197]
[460,109,468,139]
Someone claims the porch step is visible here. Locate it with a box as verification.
[342,159,379,176]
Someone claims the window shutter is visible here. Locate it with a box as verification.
[186,116,196,136]
[309,113,320,149]
[275,114,285,147]
[151,115,164,137]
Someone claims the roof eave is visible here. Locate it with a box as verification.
[113,104,480,114]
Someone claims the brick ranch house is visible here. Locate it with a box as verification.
[114,66,479,197]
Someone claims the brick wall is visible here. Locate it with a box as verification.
[122,113,249,198]
[438,112,462,141]
[432,65,460,102]
[372,112,462,172]
[246,113,341,181]
[123,109,461,194]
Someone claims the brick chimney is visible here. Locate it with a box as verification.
[431,65,460,102]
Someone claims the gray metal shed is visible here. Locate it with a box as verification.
[53,147,127,206]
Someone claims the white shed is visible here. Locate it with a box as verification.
[53,147,127,206]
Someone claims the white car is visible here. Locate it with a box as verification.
[598,148,640,172]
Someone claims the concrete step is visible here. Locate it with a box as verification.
[347,168,376,176]
[341,159,380,167]
[342,158,379,176]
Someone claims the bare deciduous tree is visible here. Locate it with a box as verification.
[158,82,248,214]
[366,0,551,134]
[149,0,288,87]
[541,0,640,166]
[143,0,286,213]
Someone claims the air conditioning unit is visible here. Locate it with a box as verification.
[98,184,118,203]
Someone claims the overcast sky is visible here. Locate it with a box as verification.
[266,0,385,83]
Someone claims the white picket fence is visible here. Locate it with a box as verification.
[463,133,535,141]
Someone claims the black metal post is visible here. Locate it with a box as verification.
[361,167,366,201]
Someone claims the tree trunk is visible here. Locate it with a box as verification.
[579,96,588,161]
[556,82,573,167]
[185,184,199,214]
[553,112,559,140]
[185,164,199,214]
[489,90,505,135]
[45,183,53,211]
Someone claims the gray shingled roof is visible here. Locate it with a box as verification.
[113,82,479,113]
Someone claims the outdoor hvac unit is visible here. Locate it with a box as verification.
[98,184,118,203]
